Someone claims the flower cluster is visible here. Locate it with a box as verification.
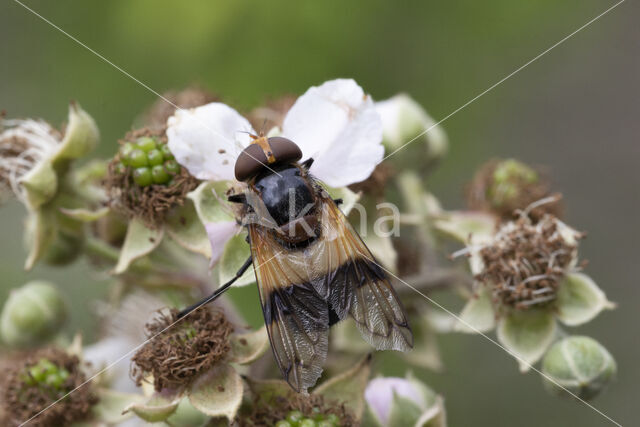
[0,78,618,425]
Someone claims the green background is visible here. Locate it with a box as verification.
[1,1,638,426]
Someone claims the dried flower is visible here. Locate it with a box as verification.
[0,347,98,427]
[453,212,614,371]
[475,214,579,311]
[131,307,233,391]
[0,103,98,210]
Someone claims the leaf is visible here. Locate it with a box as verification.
[114,218,163,274]
[24,208,56,270]
[188,181,235,224]
[556,273,615,326]
[228,326,269,365]
[59,206,110,222]
[315,354,372,420]
[497,309,557,372]
[454,287,496,334]
[188,363,243,420]
[165,199,212,258]
[20,160,58,210]
[51,102,99,164]
[92,388,144,424]
[122,389,182,422]
[219,233,254,287]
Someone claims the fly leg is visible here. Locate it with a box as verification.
[176,256,253,319]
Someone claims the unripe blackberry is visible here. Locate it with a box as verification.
[136,136,157,152]
[128,149,149,168]
[147,149,164,166]
[114,136,183,188]
[164,159,180,174]
[151,165,170,184]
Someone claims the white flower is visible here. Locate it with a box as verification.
[167,78,383,188]
[166,79,384,266]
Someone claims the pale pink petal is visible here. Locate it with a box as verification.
[205,220,240,267]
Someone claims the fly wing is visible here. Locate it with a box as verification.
[312,195,413,352]
[248,224,329,393]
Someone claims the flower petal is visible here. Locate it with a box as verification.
[556,273,615,327]
[497,309,557,372]
[205,220,240,267]
[167,103,254,181]
[282,79,383,187]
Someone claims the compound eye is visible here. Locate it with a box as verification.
[234,144,269,181]
[267,137,303,165]
[234,137,303,181]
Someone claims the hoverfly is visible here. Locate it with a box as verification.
[178,134,413,392]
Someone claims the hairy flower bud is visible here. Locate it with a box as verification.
[466,159,561,221]
[0,281,67,348]
[542,336,616,400]
[376,94,447,174]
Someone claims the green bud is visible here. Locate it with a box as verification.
[151,165,170,184]
[1,281,67,348]
[488,159,539,208]
[318,421,333,427]
[133,167,153,187]
[300,419,317,427]
[128,149,149,168]
[147,149,164,166]
[160,144,174,160]
[542,336,616,400]
[136,136,157,152]
[164,159,181,175]
[275,421,292,427]
[376,94,448,169]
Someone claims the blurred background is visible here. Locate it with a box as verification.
[1,1,638,425]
